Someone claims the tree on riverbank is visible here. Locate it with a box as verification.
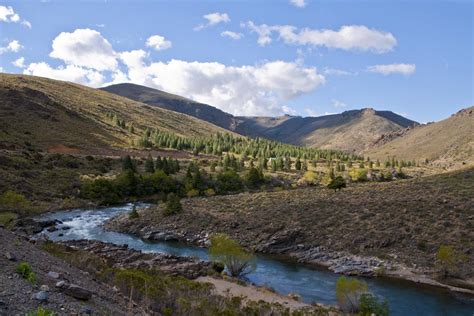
[209,233,255,278]
[336,276,388,315]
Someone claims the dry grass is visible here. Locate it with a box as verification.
[121,167,474,273]
[0,74,231,151]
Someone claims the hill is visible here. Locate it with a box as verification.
[102,83,418,153]
[101,83,238,130]
[367,107,474,168]
[0,74,231,152]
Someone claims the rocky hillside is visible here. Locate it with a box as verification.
[0,74,231,152]
[368,106,474,168]
[103,83,417,153]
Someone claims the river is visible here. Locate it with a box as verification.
[37,203,474,316]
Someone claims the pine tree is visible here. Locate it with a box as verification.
[122,155,135,172]
[145,155,155,173]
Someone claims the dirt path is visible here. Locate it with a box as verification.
[196,276,312,310]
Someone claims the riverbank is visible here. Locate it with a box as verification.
[104,169,474,296]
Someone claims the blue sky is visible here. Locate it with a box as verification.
[0,0,472,122]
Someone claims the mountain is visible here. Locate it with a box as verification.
[367,107,474,168]
[0,74,231,152]
[103,83,418,153]
[101,83,238,130]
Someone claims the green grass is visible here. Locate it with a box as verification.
[0,211,17,227]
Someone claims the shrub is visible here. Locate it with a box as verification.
[0,190,30,211]
[359,293,389,316]
[186,189,199,198]
[335,276,367,313]
[349,169,368,182]
[164,193,182,216]
[16,262,36,284]
[26,307,55,316]
[129,204,139,219]
[436,245,466,278]
[0,211,17,227]
[302,171,318,185]
[209,233,255,278]
[245,167,265,188]
[328,176,346,191]
[204,188,216,197]
[216,170,243,193]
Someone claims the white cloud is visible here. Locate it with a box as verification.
[367,63,416,75]
[21,20,31,28]
[194,12,230,31]
[118,56,325,116]
[146,35,172,51]
[24,62,105,87]
[221,31,243,40]
[245,22,397,53]
[0,6,31,28]
[0,40,23,54]
[323,68,353,76]
[290,0,307,8]
[332,99,347,108]
[49,28,117,71]
[12,57,25,68]
[0,6,20,22]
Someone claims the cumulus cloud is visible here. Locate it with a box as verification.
[0,40,23,54]
[244,22,397,53]
[221,31,243,40]
[290,0,307,8]
[0,5,31,28]
[0,6,20,22]
[49,28,117,71]
[194,12,230,31]
[24,62,105,87]
[117,56,325,116]
[367,63,416,75]
[146,35,172,51]
[12,56,25,68]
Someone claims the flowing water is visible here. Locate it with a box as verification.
[38,204,474,316]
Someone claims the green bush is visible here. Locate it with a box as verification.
[26,307,55,316]
[245,167,265,189]
[216,170,243,193]
[0,190,30,211]
[16,262,36,284]
[164,193,182,216]
[359,293,389,316]
[209,233,255,278]
[336,276,367,313]
[328,176,346,191]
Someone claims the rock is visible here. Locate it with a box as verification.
[47,271,60,279]
[47,226,58,232]
[32,291,48,302]
[64,284,92,300]
[61,226,71,230]
[81,307,93,315]
[40,284,49,292]
[5,252,16,261]
[55,280,67,288]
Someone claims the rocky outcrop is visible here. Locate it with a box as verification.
[62,240,215,279]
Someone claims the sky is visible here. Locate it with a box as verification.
[0,0,472,122]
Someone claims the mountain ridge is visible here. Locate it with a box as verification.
[101,83,418,153]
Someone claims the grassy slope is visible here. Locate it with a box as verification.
[367,107,474,168]
[117,167,474,272]
[0,74,232,151]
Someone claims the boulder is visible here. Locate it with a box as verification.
[64,284,92,300]
[47,271,60,279]
[5,252,16,261]
[32,291,48,302]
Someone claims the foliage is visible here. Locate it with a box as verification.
[186,189,200,198]
[358,293,389,316]
[0,190,30,211]
[164,193,182,216]
[335,276,368,313]
[436,245,467,278]
[216,170,243,193]
[25,307,55,316]
[16,262,36,284]
[245,167,265,189]
[350,169,368,182]
[328,176,346,191]
[0,211,17,227]
[209,233,255,278]
[129,204,139,219]
[303,171,318,185]
[122,155,135,172]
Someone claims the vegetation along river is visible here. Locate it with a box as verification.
[38,204,474,316]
